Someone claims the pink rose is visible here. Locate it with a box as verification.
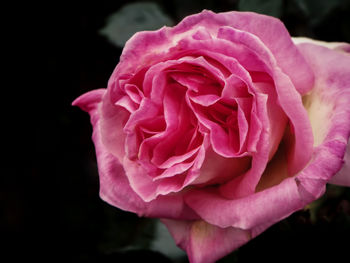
[73,10,350,263]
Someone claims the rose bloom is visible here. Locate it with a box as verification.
[74,10,350,263]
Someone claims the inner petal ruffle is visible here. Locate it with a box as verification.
[190,99,242,157]
[217,25,313,175]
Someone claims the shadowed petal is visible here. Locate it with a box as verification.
[329,142,350,186]
[162,219,251,263]
[295,42,350,187]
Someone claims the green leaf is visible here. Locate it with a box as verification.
[100,2,174,47]
[294,0,349,26]
[150,220,187,262]
[238,0,283,18]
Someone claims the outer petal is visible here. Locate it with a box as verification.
[292,37,350,54]
[185,176,305,230]
[161,220,252,263]
[185,42,350,229]
[100,89,130,163]
[108,10,313,96]
[219,93,270,199]
[217,25,314,176]
[217,12,314,95]
[72,89,106,114]
[329,141,350,186]
[292,37,350,187]
[72,90,198,220]
[295,42,350,187]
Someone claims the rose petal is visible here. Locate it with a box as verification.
[219,93,269,199]
[186,177,305,230]
[124,98,160,159]
[157,146,200,170]
[222,74,250,98]
[73,90,199,219]
[235,97,251,151]
[155,162,195,180]
[295,42,350,187]
[190,102,240,157]
[329,141,350,186]
[217,26,314,176]
[127,139,206,201]
[217,11,314,95]
[73,89,129,164]
[292,37,350,55]
[125,83,144,104]
[185,41,350,229]
[115,95,138,112]
[108,10,313,99]
[176,37,267,77]
[161,219,251,263]
[73,89,197,219]
[72,89,106,115]
[255,142,289,192]
[253,81,288,159]
[192,147,251,186]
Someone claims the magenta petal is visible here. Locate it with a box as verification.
[188,141,347,232]
[188,93,221,107]
[73,89,198,219]
[216,11,314,95]
[192,147,251,186]
[123,157,160,201]
[124,155,200,202]
[235,97,251,151]
[296,43,350,187]
[124,98,160,133]
[73,89,129,164]
[125,84,143,104]
[222,75,250,98]
[72,89,106,112]
[329,142,350,186]
[123,98,160,159]
[186,176,305,230]
[100,92,130,163]
[109,10,313,96]
[157,147,200,169]
[217,26,314,175]
[191,26,213,40]
[254,82,288,159]
[219,93,269,199]
[115,95,138,112]
[155,162,195,180]
[185,42,350,230]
